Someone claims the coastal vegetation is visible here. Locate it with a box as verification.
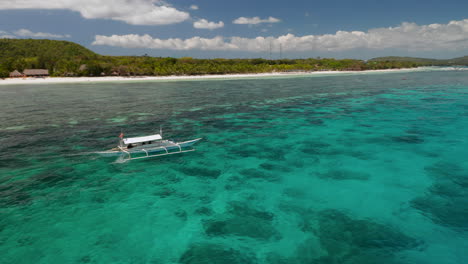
[368,56,468,66]
[0,39,466,78]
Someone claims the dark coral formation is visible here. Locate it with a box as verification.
[259,162,291,172]
[392,135,424,144]
[179,243,257,264]
[316,169,370,181]
[228,144,286,161]
[411,162,468,229]
[0,166,79,207]
[264,209,420,264]
[179,167,221,179]
[299,141,335,156]
[239,168,281,182]
[203,216,281,240]
[0,182,32,206]
[194,207,213,216]
[282,188,307,199]
[203,202,280,240]
[228,201,275,221]
[152,187,175,198]
[314,210,421,263]
[317,210,420,251]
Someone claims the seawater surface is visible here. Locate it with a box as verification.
[1,70,468,264]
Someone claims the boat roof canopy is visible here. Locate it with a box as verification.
[123,134,162,144]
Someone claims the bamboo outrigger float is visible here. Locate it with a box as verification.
[98,129,201,161]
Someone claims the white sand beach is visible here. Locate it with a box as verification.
[0,67,460,86]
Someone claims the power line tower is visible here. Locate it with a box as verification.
[279,44,282,60]
[269,42,272,60]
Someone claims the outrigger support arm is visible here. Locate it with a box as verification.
[117,144,196,162]
[118,146,131,160]
[123,149,196,161]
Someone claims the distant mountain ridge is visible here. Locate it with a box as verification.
[369,56,468,65]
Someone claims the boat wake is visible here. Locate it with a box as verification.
[66,152,98,157]
[113,155,128,164]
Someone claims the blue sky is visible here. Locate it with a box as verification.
[1,0,468,59]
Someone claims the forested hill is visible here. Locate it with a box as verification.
[447,56,468,64]
[0,39,97,59]
[369,56,468,66]
[0,39,99,77]
[0,38,448,78]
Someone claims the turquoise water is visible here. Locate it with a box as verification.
[1,71,468,264]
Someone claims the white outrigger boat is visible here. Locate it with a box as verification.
[98,129,201,161]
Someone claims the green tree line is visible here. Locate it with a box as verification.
[0,39,434,78]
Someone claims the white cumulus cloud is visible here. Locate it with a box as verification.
[190,5,199,10]
[92,19,468,52]
[0,0,190,26]
[93,34,237,50]
[233,16,281,25]
[14,29,71,38]
[193,19,224,30]
[0,30,14,38]
[0,29,70,39]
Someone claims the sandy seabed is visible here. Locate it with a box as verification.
[0,67,462,86]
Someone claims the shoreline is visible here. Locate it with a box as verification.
[0,67,463,86]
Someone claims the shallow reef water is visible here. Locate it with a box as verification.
[1,70,468,263]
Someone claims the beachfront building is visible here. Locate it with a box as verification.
[23,69,49,77]
[9,70,24,78]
